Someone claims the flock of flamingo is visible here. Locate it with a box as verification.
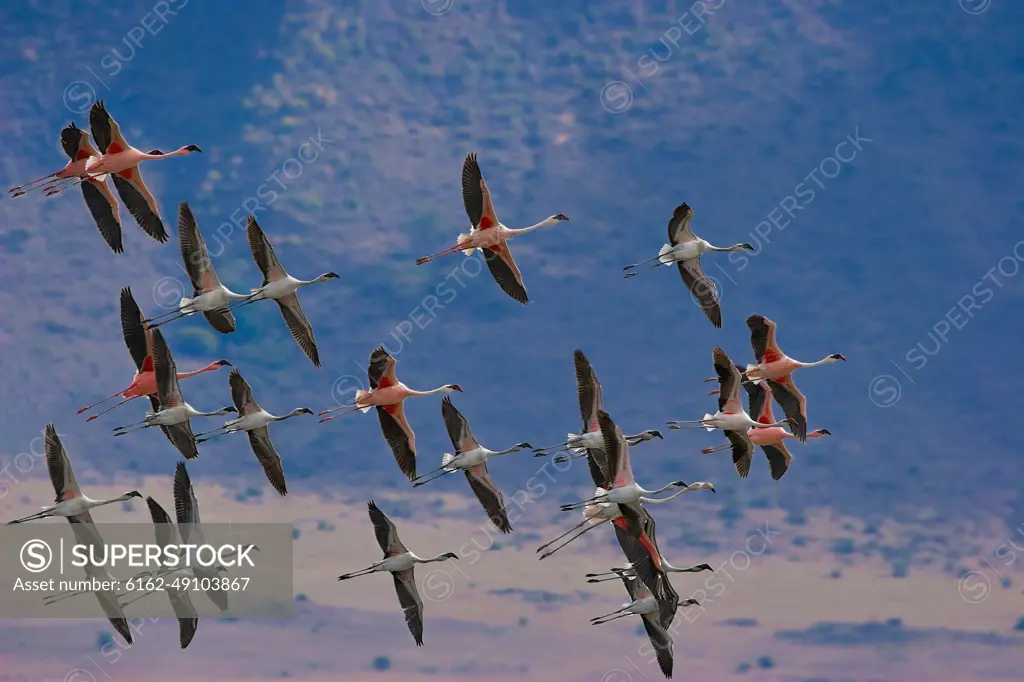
[5,101,845,676]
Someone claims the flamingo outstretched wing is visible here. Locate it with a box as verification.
[461,153,499,230]
[712,347,744,414]
[679,257,722,328]
[440,396,479,453]
[767,375,808,442]
[465,463,511,533]
[667,202,695,245]
[367,346,398,389]
[747,314,783,364]
[376,405,417,480]
[246,215,289,285]
[367,501,407,558]
[483,244,529,304]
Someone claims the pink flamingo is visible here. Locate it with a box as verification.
[9,124,126,253]
[705,376,831,480]
[703,315,844,442]
[415,153,568,304]
[318,346,462,480]
[48,101,201,243]
[78,287,231,421]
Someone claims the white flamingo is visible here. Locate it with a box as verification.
[336,501,459,647]
[411,397,531,532]
[623,202,753,328]
[5,425,142,525]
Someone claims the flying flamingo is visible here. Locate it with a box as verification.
[590,573,696,679]
[558,410,689,512]
[46,100,201,241]
[119,496,199,649]
[536,424,711,562]
[623,202,753,328]
[336,501,459,647]
[415,153,569,304]
[318,346,462,480]
[703,375,831,480]
[143,202,248,334]
[668,347,796,478]
[192,368,313,496]
[5,424,143,525]
[171,462,230,612]
[702,316,844,441]
[411,397,531,532]
[112,328,236,459]
[222,215,339,367]
[533,350,663,460]
[78,287,230,423]
[9,123,125,253]
[587,507,714,586]
[536,481,713,560]
[557,410,706,599]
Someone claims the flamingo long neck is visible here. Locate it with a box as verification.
[706,242,750,253]
[178,363,222,379]
[648,482,679,495]
[643,487,694,504]
[139,147,192,160]
[273,409,308,421]
[799,356,838,368]
[89,493,136,507]
[194,407,234,417]
[506,217,558,237]
[494,445,525,456]
[405,386,452,397]
[421,553,453,563]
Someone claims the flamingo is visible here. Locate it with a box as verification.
[623,202,753,328]
[5,424,142,525]
[336,501,459,647]
[703,374,831,480]
[222,215,339,367]
[112,328,236,459]
[117,496,199,649]
[170,462,230,611]
[46,100,200,241]
[704,314,844,442]
[192,368,313,496]
[587,510,714,587]
[532,350,664,462]
[9,123,102,197]
[415,153,569,304]
[536,482,713,560]
[558,410,689,512]
[144,202,248,333]
[67,520,136,645]
[78,287,230,423]
[590,574,696,679]
[318,346,462,480]
[411,397,532,532]
[10,123,126,252]
[587,561,713,583]
[556,410,706,599]
[667,347,796,478]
